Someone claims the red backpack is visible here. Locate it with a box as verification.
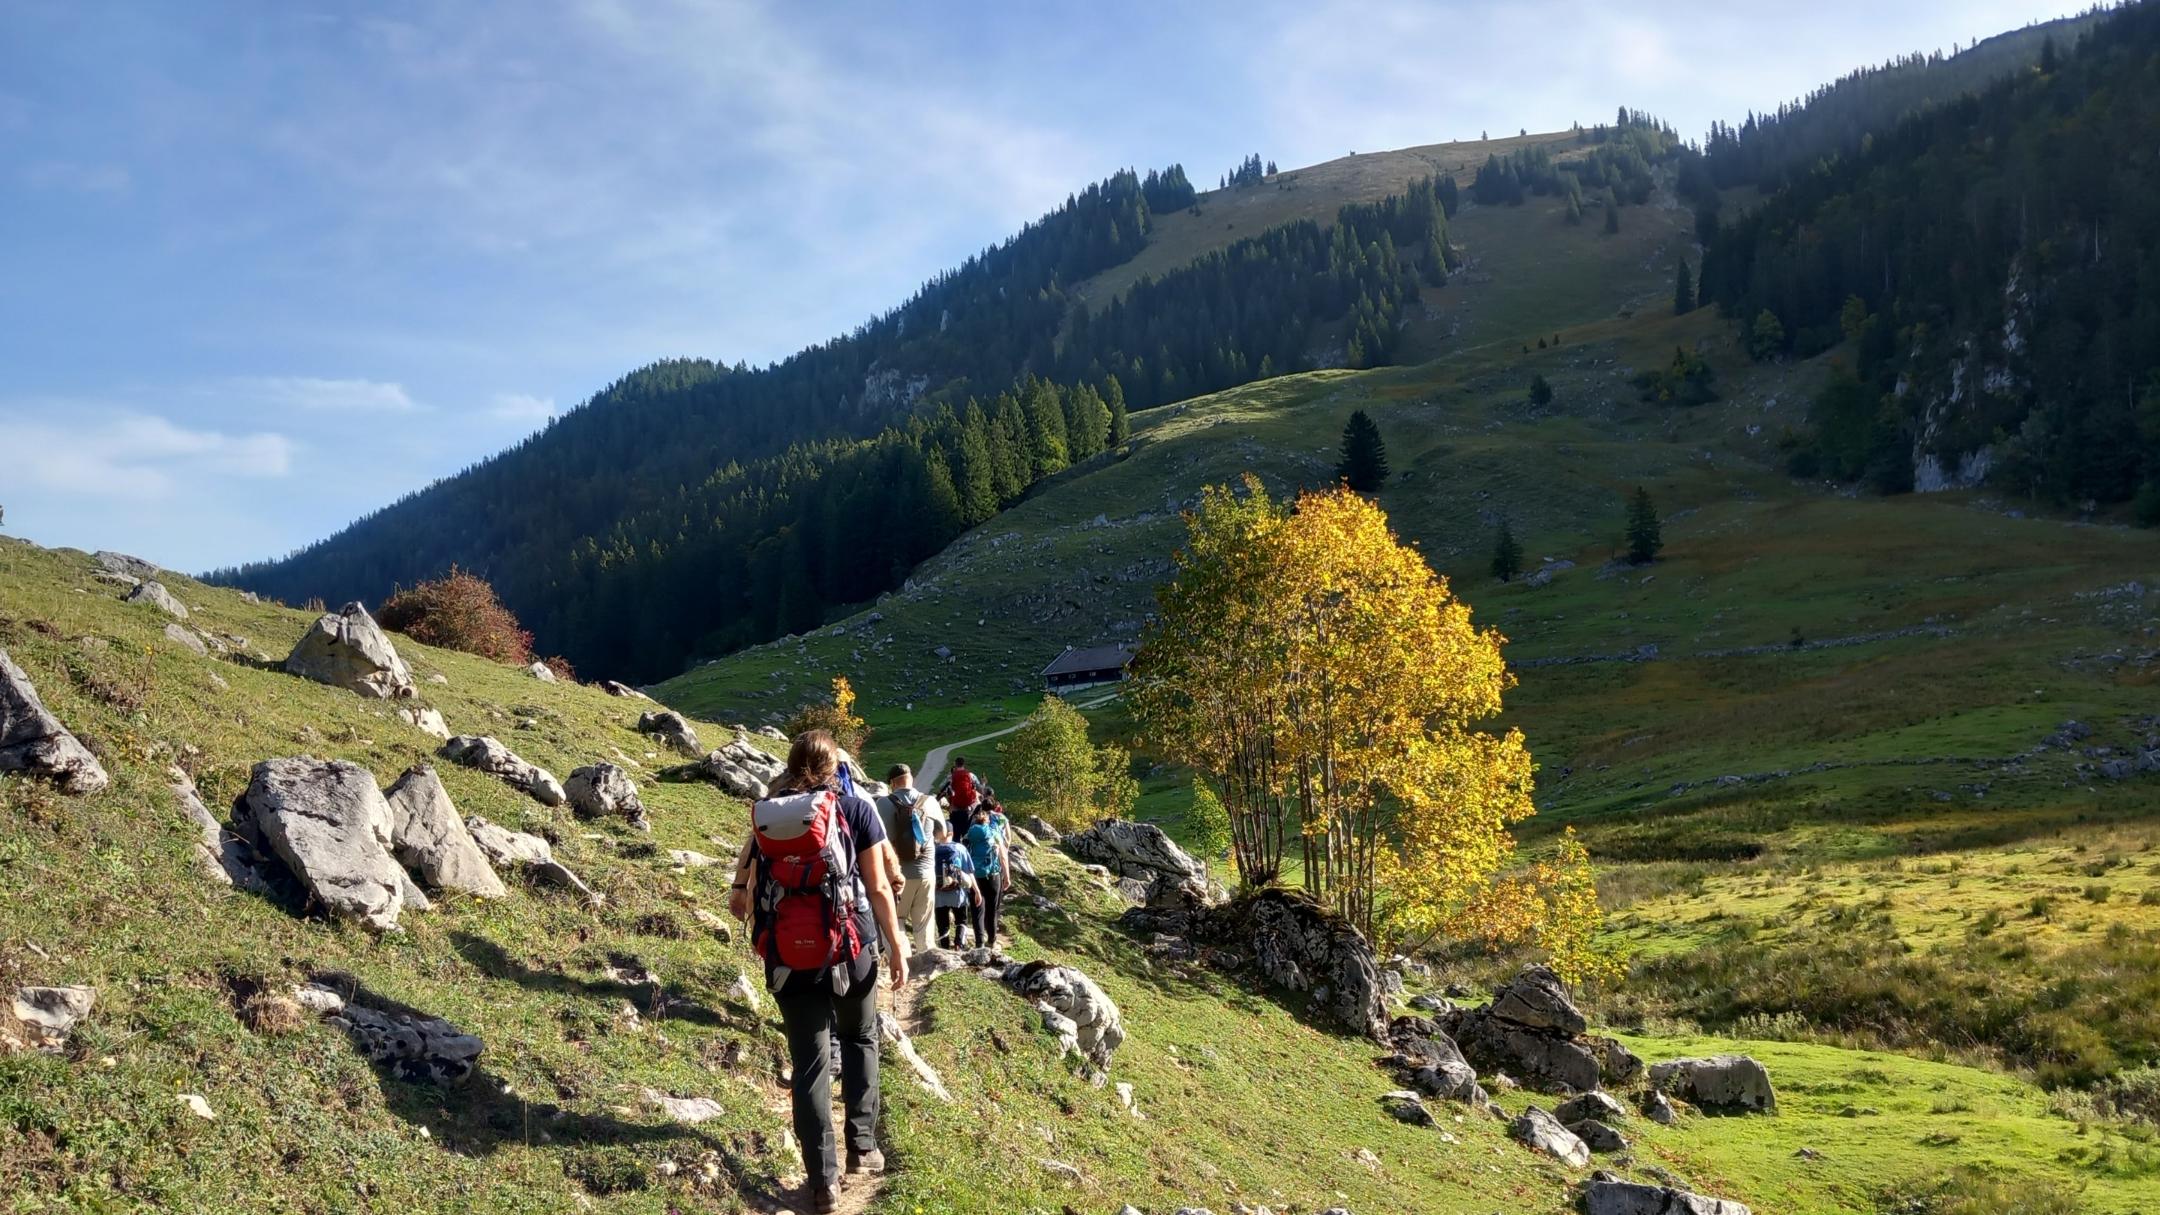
[949,766,979,808]
[749,788,866,992]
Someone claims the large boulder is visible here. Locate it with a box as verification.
[697,736,783,798]
[566,763,647,830]
[94,550,159,581]
[1385,1015,1486,1103]
[466,815,600,905]
[1510,1105,1590,1168]
[395,705,450,741]
[1581,1180,1752,1215]
[125,580,189,620]
[525,661,557,682]
[0,648,110,794]
[383,766,505,898]
[1488,964,1586,1036]
[439,735,565,805]
[597,680,649,700]
[1063,819,1207,884]
[1649,1054,1777,1114]
[243,758,408,931]
[1193,887,1385,1039]
[168,765,267,889]
[284,602,415,700]
[1446,1008,1603,1093]
[1006,959,1125,1069]
[637,710,702,756]
[1554,1091,1629,1125]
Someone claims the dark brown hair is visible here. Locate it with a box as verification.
[780,729,840,792]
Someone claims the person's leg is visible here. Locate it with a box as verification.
[935,904,954,948]
[981,880,1003,948]
[834,967,882,1167]
[775,984,838,1191]
[899,877,933,954]
[966,892,985,948]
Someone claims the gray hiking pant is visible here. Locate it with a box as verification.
[776,965,880,1185]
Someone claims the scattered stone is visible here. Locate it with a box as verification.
[1643,1090,1678,1125]
[637,710,702,756]
[525,661,557,682]
[169,765,267,889]
[439,735,565,805]
[566,763,647,830]
[691,908,733,941]
[396,705,450,740]
[643,1088,723,1123]
[1569,1117,1627,1153]
[1509,1105,1590,1168]
[125,580,188,619]
[598,679,650,699]
[465,816,600,904]
[243,758,409,931]
[1381,1090,1435,1125]
[284,602,416,699]
[95,550,159,580]
[1649,1054,1777,1114]
[1581,1180,1751,1215]
[178,1093,216,1120]
[162,621,208,655]
[1006,959,1125,1068]
[0,648,111,794]
[384,766,506,898]
[697,736,784,797]
[1409,993,1452,1014]
[1586,1036,1645,1086]
[1442,964,1609,1093]
[1555,1091,1629,1124]
[1063,818,1208,885]
[11,985,95,1050]
[668,849,721,869]
[426,673,449,685]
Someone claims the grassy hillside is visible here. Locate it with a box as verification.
[3,540,2148,1214]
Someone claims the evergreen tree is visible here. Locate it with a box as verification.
[1490,519,1523,582]
[1529,373,1554,406]
[1604,189,1621,234]
[1104,375,1131,446]
[1748,308,1786,360]
[1023,378,1070,478]
[1336,409,1390,491]
[1625,487,1664,564]
[1673,257,1695,314]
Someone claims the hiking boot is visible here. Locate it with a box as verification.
[812,1182,839,1213]
[847,1147,885,1176]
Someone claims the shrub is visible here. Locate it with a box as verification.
[783,676,870,756]
[376,567,533,665]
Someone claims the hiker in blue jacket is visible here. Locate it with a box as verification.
[932,818,979,948]
[961,804,1012,948]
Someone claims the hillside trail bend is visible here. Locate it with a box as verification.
[917,688,1122,789]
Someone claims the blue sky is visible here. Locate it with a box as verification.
[1,0,2083,573]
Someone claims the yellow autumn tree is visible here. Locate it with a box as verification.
[785,675,871,755]
[1133,476,1613,974]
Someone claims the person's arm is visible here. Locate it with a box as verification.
[862,845,909,986]
[997,835,1013,892]
[726,838,757,921]
[881,839,904,889]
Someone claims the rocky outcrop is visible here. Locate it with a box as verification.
[1018,814,1062,842]
[1006,959,1125,1069]
[284,602,415,699]
[566,763,647,830]
[0,648,110,794]
[1383,1014,1486,1104]
[383,766,505,898]
[168,765,267,889]
[1581,1180,1752,1215]
[695,736,783,798]
[1063,819,1206,883]
[1554,1091,1627,1125]
[465,815,600,905]
[439,735,565,805]
[1510,1104,1590,1168]
[1649,1054,1776,1114]
[125,580,188,619]
[1442,966,1632,1094]
[1193,887,1385,1039]
[243,758,408,931]
[637,710,702,756]
[296,983,482,1085]
[598,680,650,700]
[95,550,159,581]
[10,985,95,1051]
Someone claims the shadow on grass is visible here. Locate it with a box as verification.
[450,931,751,1029]
[306,969,721,1160]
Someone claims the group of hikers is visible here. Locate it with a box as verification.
[723,730,1015,1211]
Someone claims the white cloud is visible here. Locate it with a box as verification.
[489,391,555,422]
[21,160,131,194]
[2,406,293,500]
[228,376,419,413]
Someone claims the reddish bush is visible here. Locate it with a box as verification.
[540,654,576,682]
[376,567,534,666]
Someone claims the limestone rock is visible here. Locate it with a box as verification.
[566,763,647,830]
[1063,819,1207,884]
[1581,1180,1751,1215]
[11,984,95,1050]
[396,705,450,740]
[244,758,408,931]
[1569,1117,1627,1153]
[1018,814,1062,842]
[439,735,565,805]
[909,947,971,985]
[465,815,600,904]
[1649,1054,1776,1114]
[1509,1105,1590,1168]
[637,710,702,756]
[877,1010,953,1102]
[284,602,416,700]
[125,580,188,619]
[1488,964,1585,1036]
[1381,1090,1434,1125]
[1194,887,1384,1039]
[643,1088,723,1123]
[95,550,159,580]
[598,679,650,700]
[1643,1089,1678,1125]
[526,661,557,682]
[1555,1091,1629,1125]
[318,992,483,1085]
[384,766,505,898]
[0,648,110,793]
[1006,959,1125,1068]
[162,622,207,655]
[698,736,783,798]
[1447,1009,1602,1093]
[168,765,267,889]
[1587,1035,1645,1086]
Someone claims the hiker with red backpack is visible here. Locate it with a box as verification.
[727,730,907,1214]
[940,755,981,817]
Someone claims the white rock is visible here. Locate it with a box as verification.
[179,1093,216,1120]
